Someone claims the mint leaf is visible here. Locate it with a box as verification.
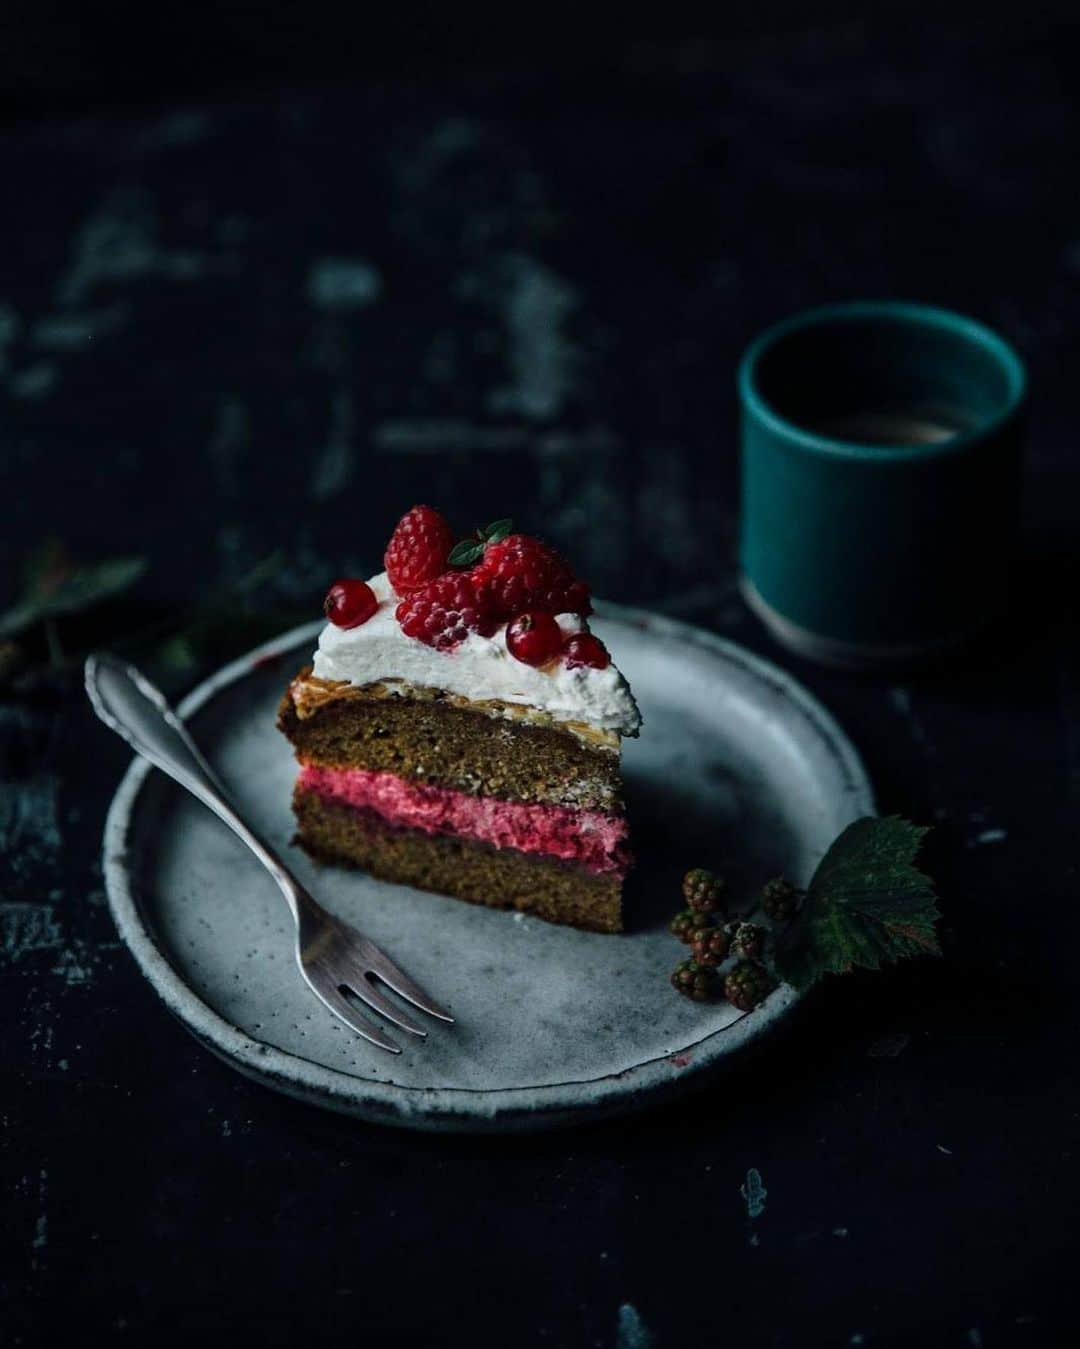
[447,540,484,567]
[482,517,512,544]
[448,518,512,567]
[775,816,941,991]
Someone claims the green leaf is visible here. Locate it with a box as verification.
[0,543,146,638]
[32,556,146,619]
[481,517,513,544]
[447,518,512,567]
[0,598,47,640]
[447,540,485,567]
[775,816,941,990]
[155,632,200,672]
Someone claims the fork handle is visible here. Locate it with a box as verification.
[85,652,306,923]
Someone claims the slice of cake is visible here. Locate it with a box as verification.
[278,507,641,933]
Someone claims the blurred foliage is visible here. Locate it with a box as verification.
[0,538,145,643]
[0,540,310,700]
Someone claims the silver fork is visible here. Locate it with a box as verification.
[85,652,453,1054]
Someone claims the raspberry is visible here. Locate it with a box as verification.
[563,633,610,670]
[323,578,378,629]
[671,959,718,1002]
[384,505,454,595]
[475,534,591,621]
[682,868,726,914]
[506,611,563,666]
[669,909,715,944]
[691,925,731,968]
[723,960,774,1012]
[396,573,497,650]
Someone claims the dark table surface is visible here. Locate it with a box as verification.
[2,15,1077,1348]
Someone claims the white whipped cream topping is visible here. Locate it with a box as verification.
[311,572,641,736]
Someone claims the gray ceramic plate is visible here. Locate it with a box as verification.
[102,606,873,1132]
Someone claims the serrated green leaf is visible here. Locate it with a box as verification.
[447,540,484,567]
[0,551,146,638]
[775,816,941,990]
[810,816,930,900]
[482,517,513,544]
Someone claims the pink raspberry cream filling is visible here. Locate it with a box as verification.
[297,764,630,875]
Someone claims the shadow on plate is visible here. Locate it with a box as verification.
[621,765,803,936]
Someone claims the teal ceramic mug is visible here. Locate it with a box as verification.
[738,301,1028,669]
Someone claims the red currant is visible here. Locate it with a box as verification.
[506,611,563,666]
[562,632,610,670]
[323,578,378,629]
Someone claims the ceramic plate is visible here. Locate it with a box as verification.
[102,606,873,1132]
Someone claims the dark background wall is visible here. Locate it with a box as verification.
[2,3,1078,123]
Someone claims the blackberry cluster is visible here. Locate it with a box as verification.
[724,961,775,1012]
[691,926,730,968]
[682,868,726,915]
[669,909,715,944]
[671,960,717,1002]
[727,921,766,961]
[666,866,773,1011]
[761,876,802,923]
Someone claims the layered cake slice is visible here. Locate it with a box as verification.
[278,507,641,932]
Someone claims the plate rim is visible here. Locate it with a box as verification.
[101,603,874,1132]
